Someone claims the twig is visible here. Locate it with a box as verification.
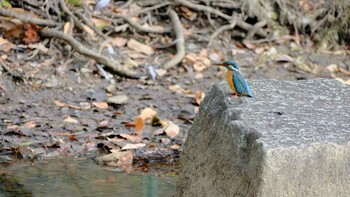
[175,0,230,20]
[139,2,171,14]
[0,7,55,26]
[245,19,267,40]
[163,10,185,69]
[74,10,109,40]
[59,0,86,34]
[208,15,237,46]
[119,0,134,9]
[40,28,142,79]
[115,14,171,34]
[0,60,24,82]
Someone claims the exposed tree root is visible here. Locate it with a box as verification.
[163,9,185,69]
[40,29,142,79]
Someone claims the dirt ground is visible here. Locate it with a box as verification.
[1,39,350,173]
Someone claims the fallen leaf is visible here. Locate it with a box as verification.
[93,101,108,109]
[127,39,154,55]
[69,135,78,141]
[163,121,179,138]
[0,37,13,52]
[155,68,167,77]
[326,64,338,73]
[63,22,71,34]
[169,84,193,95]
[23,24,40,44]
[124,121,136,127]
[54,100,67,107]
[110,36,128,47]
[138,107,157,120]
[170,144,181,150]
[63,116,79,124]
[23,121,36,128]
[134,117,144,135]
[67,104,81,110]
[194,90,205,105]
[92,17,112,28]
[118,134,142,143]
[275,54,294,62]
[335,78,350,85]
[339,67,350,76]
[83,25,94,36]
[121,143,146,150]
[4,25,23,39]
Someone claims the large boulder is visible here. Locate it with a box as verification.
[175,79,350,197]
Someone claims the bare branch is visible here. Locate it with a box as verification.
[115,14,171,34]
[40,28,142,79]
[209,16,237,46]
[0,7,56,26]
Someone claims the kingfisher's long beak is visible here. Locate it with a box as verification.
[212,62,225,67]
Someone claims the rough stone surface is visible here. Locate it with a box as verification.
[175,79,350,197]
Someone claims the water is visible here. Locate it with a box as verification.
[0,158,176,197]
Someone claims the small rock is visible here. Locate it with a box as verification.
[44,77,59,88]
[107,95,128,105]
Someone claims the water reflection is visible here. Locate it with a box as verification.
[0,158,176,197]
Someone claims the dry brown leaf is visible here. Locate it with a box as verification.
[0,37,13,52]
[335,78,350,85]
[83,25,94,36]
[155,69,167,77]
[127,39,154,55]
[339,67,350,76]
[170,144,181,150]
[124,121,136,127]
[326,64,338,73]
[194,90,205,105]
[63,22,71,34]
[110,36,128,47]
[163,121,179,138]
[69,135,78,141]
[138,108,157,120]
[169,84,193,95]
[134,117,144,135]
[67,104,81,110]
[4,25,23,39]
[54,100,67,107]
[93,101,108,109]
[92,17,112,27]
[63,115,79,124]
[23,121,36,128]
[121,143,146,150]
[118,134,142,143]
[23,24,40,44]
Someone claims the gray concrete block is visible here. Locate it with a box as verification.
[175,79,350,197]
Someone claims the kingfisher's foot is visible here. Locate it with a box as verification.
[230,93,238,97]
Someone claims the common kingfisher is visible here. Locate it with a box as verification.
[213,60,253,97]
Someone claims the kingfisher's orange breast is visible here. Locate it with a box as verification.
[226,70,237,94]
